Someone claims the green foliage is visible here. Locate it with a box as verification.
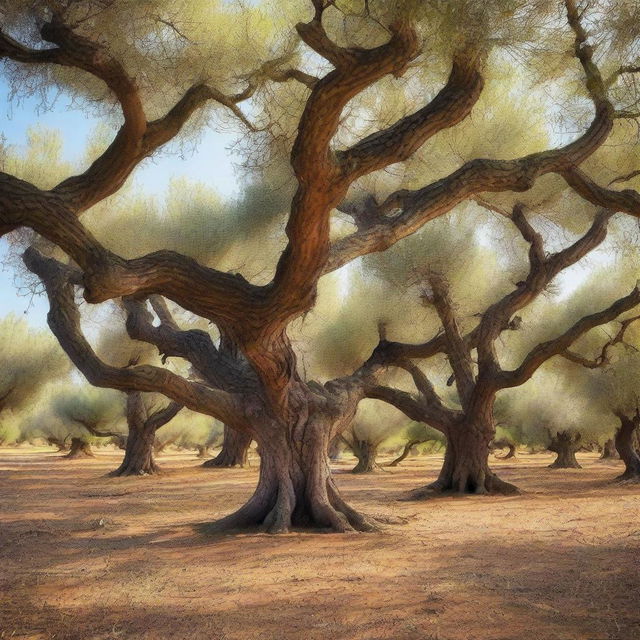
[0,314,71,415]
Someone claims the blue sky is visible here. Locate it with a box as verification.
[0,80,243,327]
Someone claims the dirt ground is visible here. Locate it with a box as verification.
[0,447,638,640]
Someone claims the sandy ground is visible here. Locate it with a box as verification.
[0,447,638,640]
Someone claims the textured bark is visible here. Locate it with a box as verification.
[111,418,158,476]
[111,392,181,476]
[204,407,381,534]
[600,438,619,460]
[409,418,519,498]
[548,431,582,469]
[64,438,94,459]
[203,426,251,468]
[613,414,640,482]
[350,440,382,474]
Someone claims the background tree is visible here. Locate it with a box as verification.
[339,401,406,473]
[0,314,70,424]
[362,206,640,495]
[51,385,124,458]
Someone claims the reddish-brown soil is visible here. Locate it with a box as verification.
[0,447,638,640]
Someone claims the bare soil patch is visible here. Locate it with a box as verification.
[0,447,638,640]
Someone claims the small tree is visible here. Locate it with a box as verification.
[52,385,125,458]
[0,314,70,423]
[339,401,405,473]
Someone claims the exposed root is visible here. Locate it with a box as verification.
[548,460,582,469]
[201,475,392,535]
[108,463,160,477]
[405,472,520,500]
[612,472,640,485]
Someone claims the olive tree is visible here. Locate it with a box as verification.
[4,0,640,530]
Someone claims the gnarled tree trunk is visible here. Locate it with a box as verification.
[203,425,251,468]
[111,392,181,476]
[111,420,158,476]
[205,408,382,534]
[350,439,381,474]
[614,414,640,483]
[409,416,518,498]
[64,437,94,459]
[600,438,619,460]
[196,445,211,458]
[547,430,582,469]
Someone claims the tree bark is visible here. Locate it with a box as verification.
[388,439,421,467]
[409,418,519,497]
[350,439,381,474]
[64,437,94,459]
[204,411,381,534]
[110,418,158,476]
[547,430,582,469]
[202,425,250,468]
[614,414,640,482]
[600,438,619,460]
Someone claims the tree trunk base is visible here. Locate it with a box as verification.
[613,471,640,484]
[199,436,405,534]
[351,460,385,474]
[202,478,383,534]
[63,439,94,459]
[548,456,582,469]
[406,472,520,500]
[202,426,250,468]
[108,460,161,477]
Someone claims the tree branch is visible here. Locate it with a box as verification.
[560,313,640,368]
[498,282,640,388]
[337,51,484,180]
[22,248,247,431]
[426,272,475,406]
[474,206,612,372]
[146,400,183,431]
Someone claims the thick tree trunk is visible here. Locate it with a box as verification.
[64,438,94,459]
[614,415,640,483]
[409,419,519,498]
[388,439,421,467]
[203,426,251,468]
[350,439,381,473]
[111,419,159,476]
[548,431,582,469]
[204,416,383,534]
[600,438,619,460]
